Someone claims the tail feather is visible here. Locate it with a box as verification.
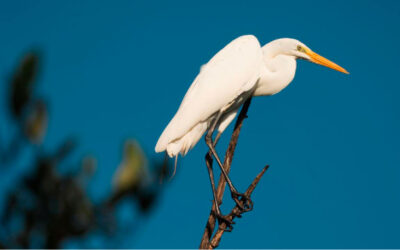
[158,121,208,158]
[168,155,179,181]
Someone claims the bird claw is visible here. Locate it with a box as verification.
[231,192,253,212]
[212,210,235,232]
[217,215,235,232]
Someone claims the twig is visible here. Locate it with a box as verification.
[199,96,269,249]
[210,165,269,248]
[199,97,252,248]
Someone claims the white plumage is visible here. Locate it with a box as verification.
[155,35,348,158]
[156,35,262,156]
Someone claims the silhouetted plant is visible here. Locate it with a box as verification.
[0,51,171,248]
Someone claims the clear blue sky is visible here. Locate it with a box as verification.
[0,0,399,248]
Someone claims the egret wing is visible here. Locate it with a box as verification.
[156,35,263,152]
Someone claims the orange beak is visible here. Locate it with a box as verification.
[306,50,349,74]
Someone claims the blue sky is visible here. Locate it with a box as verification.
[0,0,400,248]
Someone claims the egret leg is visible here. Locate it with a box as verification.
[205,112,253,212]
[205,150,234,232]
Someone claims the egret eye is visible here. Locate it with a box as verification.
[297,45,302,51]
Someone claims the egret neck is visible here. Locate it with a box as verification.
[254,39,297,96]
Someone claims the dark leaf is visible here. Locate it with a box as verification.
[9,53,39,120]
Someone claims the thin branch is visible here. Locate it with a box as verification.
[199,97,252,248]
[210,165,269,248]
[200,96,269,249]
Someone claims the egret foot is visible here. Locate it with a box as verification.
[231,191,253,212]
[213,210,234,232]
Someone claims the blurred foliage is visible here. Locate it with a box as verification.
[8,53,38,120]
[23,99,48,144]
[113,139,150,192]
[0,52,171,248]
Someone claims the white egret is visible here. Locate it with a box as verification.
[155,35,348,226]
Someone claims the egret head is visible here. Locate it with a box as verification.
[290,39,349,74]
[269,38,349,74]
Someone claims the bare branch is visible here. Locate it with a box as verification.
[199,96,269,249]
[199,97,252,248]
[210,165,269,248]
